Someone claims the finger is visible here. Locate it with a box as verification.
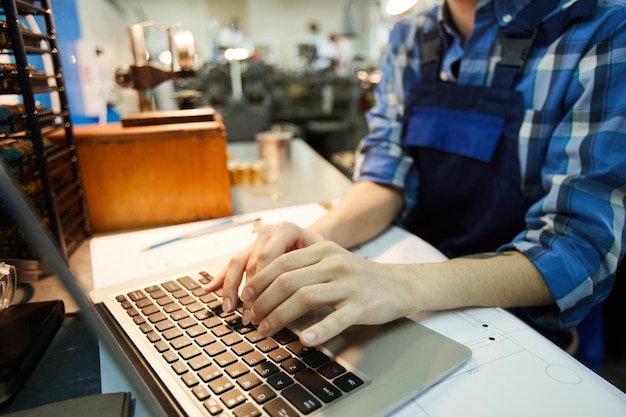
[242,244,324,307]
[299,306,357,346]
[203,267,225,293]
[249,222,306,273]
[220,249,252,312]
[253,274,347,336]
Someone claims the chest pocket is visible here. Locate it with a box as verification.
[404,105,505,163]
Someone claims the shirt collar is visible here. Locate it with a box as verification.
[439,0,565,30]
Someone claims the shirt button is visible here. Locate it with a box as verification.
[502,14,512,23]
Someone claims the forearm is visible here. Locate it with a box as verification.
[308,180,404,249]
[405,251,554,315]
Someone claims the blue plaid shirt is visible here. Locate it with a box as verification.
[354,0,626,330]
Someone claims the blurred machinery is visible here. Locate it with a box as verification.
[114,22,198,112]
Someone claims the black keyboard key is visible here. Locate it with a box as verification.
[203,398,224,415]
[226,315,243,328]
[223,332,243,346]
[225,361,249,379]
[171,361,188,375]
[135,298,153,308]
[156,296,174,307]
[250,384,276,405]
[162,281,182,292]
[127,290,146,302]
[178,317,197,329]
[215,351,238,367]
[195,333,216,347]
[171,335,192,350]
[163,303,181,313]
[191,385,211,401]
[295,368,342,403]
[221,388,246,409]
[237,373,262,391]
[272,328,298,344]
[144,285,160,293]
[255,361,279,378]
[162,350,178,363]
[179,295,195,306]
[334,372,364,392]
[281,358,305,375]
[206,299,223,312]
[203,316,222,328]
[204,340,227,357]
[186,324,206,338]
[198,364,221,382]
[156,319,175,332]
[212,324,233,337]
[245,330,265,343]
[257,338,278,353]
[179,345,201,360]
[232,402,261,417]
[154,341,169,353]
[148,312,167,324]
[232,340,255,357]
[138,323,152,334]
[149,289,167,299]
[286,340,315,357]
[142,305,160,316]
[177,275,201,290]
[237,325,255,335]
[267,347,291,363]
[318,361,346,379]
[186,303,204,313]
[263,397,299,417]
[146,331,161,343]
[302,350,331,368]
[188,354,211,371]
[194,309,213,320]
[181,372,199,387]
[243,351,265,366]
[171,289,188,299]
[267,371,293,390]
[208,376,233,395]
[169,310,189,321]
[199,292,218,303]
[162,327,183,340]
[282,384,322,415]
[192,287,207,297]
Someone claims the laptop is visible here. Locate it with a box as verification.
[0,158,471,417]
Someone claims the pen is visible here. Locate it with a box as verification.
[141,217,261,251]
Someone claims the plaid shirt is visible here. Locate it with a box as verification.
[354,0,626,330]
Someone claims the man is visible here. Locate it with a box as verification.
[206,0,626,351]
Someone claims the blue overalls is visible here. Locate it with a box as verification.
[401,0,596,259]
[400,0,604,366]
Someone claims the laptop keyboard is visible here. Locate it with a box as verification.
[114,269,367,416]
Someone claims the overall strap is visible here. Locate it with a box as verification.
[493,0,598,89]
[418,16,443,84]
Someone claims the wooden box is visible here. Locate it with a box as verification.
[62,120,232,232]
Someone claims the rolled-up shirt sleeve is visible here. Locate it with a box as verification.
[353,18,419,217]
[500,25,626,330]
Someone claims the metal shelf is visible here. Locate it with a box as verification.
[0,0,90,274]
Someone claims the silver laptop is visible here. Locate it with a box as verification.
[0,158,471,417]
